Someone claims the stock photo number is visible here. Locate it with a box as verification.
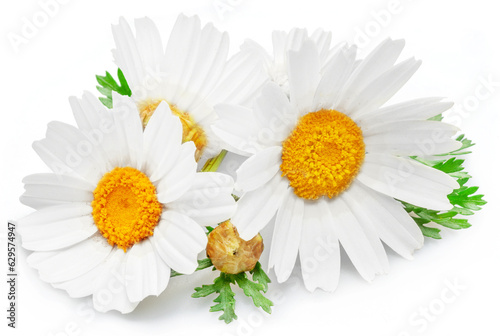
[6,221,17,328]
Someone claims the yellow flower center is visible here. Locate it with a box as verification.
[91,167,162,251]
[138,99,207,161]
[280,109,365,200]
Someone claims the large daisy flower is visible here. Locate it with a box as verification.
[18,93,236,312]
[112,14,267,162]
[212,38,461,291]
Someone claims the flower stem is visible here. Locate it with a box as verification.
[201,150,227,172]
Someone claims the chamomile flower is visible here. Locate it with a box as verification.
[18,93,236,313]
[112,14,267,162]
[212,38,461,291]
[240,28,344,92]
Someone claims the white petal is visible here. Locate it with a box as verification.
[236,146,282,192]
[19,214,96,252]
[336,39,405,113]
[312,45,357,110]
[311,28,332,66]
[326,196,388,281]
[358,98,453,129]
[338,191,390,278]
[21,174,93,204]
[32,139,78,180]
[26,234,113,283]
[177,23,229,115]
[153,211,207,274]
[53,256,108,298]
[271,30,287,64]
[35,121,107,183]
[109,93,143,169]
[253,82,298,143]
[20,173,95,209]
[163,14,201,101]
[69,92,117,173]
[125,239,171,302]
[232,172,289,240]
[268,188,304,283]
[299,199,340,292]
[347,181,423,259]
[133,17,164,77]
[19,197,65,210]
[168,172,236,226]
[70,92,109,132]
[18,203,92,231]
[285,28,309,53]
[156,141,197,204]
[70,91,116,168]
[92,249,139,313]
[357,153,459,209]
[142,101,182,181]
[347,58,422,117]
[112,17,145,88]
[207,46,268,107]
[288,39,321,114]
[22,173,95,190]
[364,120,461,156]
[212,103,262,155]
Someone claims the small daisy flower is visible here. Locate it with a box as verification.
[240,28,345,92]
[212,38,462,291]
[18,93,236,313]
[112,14,267,162]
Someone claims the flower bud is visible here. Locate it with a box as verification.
[206,220,263,274]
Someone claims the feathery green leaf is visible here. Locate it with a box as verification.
[95,68,131,108]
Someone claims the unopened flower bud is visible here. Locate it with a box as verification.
[206,220,263,274]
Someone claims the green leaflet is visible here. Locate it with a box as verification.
[404,136,486,239]
[95,68,132,108]
[192,262,273,324]
[233,272,273,314]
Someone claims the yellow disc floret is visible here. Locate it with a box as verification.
[281,109,365,200]
[138,99,207,161]
[92,167,162,251]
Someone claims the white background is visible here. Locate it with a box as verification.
[1,0,499,335]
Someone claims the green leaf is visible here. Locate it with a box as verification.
[414,218,442,239]
[210,274,237,323]
[95,68,132,108]
[193,273,237,324]
[428,114,444,121]
[234,272,273,314]
[448,184,487,212]
[404,135,485,239]
[192,265,274,323]
[250,262,271,292]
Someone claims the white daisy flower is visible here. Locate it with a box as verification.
[239,28,345,92]
[212,38,462,291]
[112,14,267,163]
[18,93,236,313]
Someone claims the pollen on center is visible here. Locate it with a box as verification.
[138,99,207,161]
[280,109,365,200]
[92,167,162,251]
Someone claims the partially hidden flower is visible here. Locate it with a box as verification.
[112,14,267,163]
[212,38,461,291]
[18,93,236,313]
[239,27,343,92]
